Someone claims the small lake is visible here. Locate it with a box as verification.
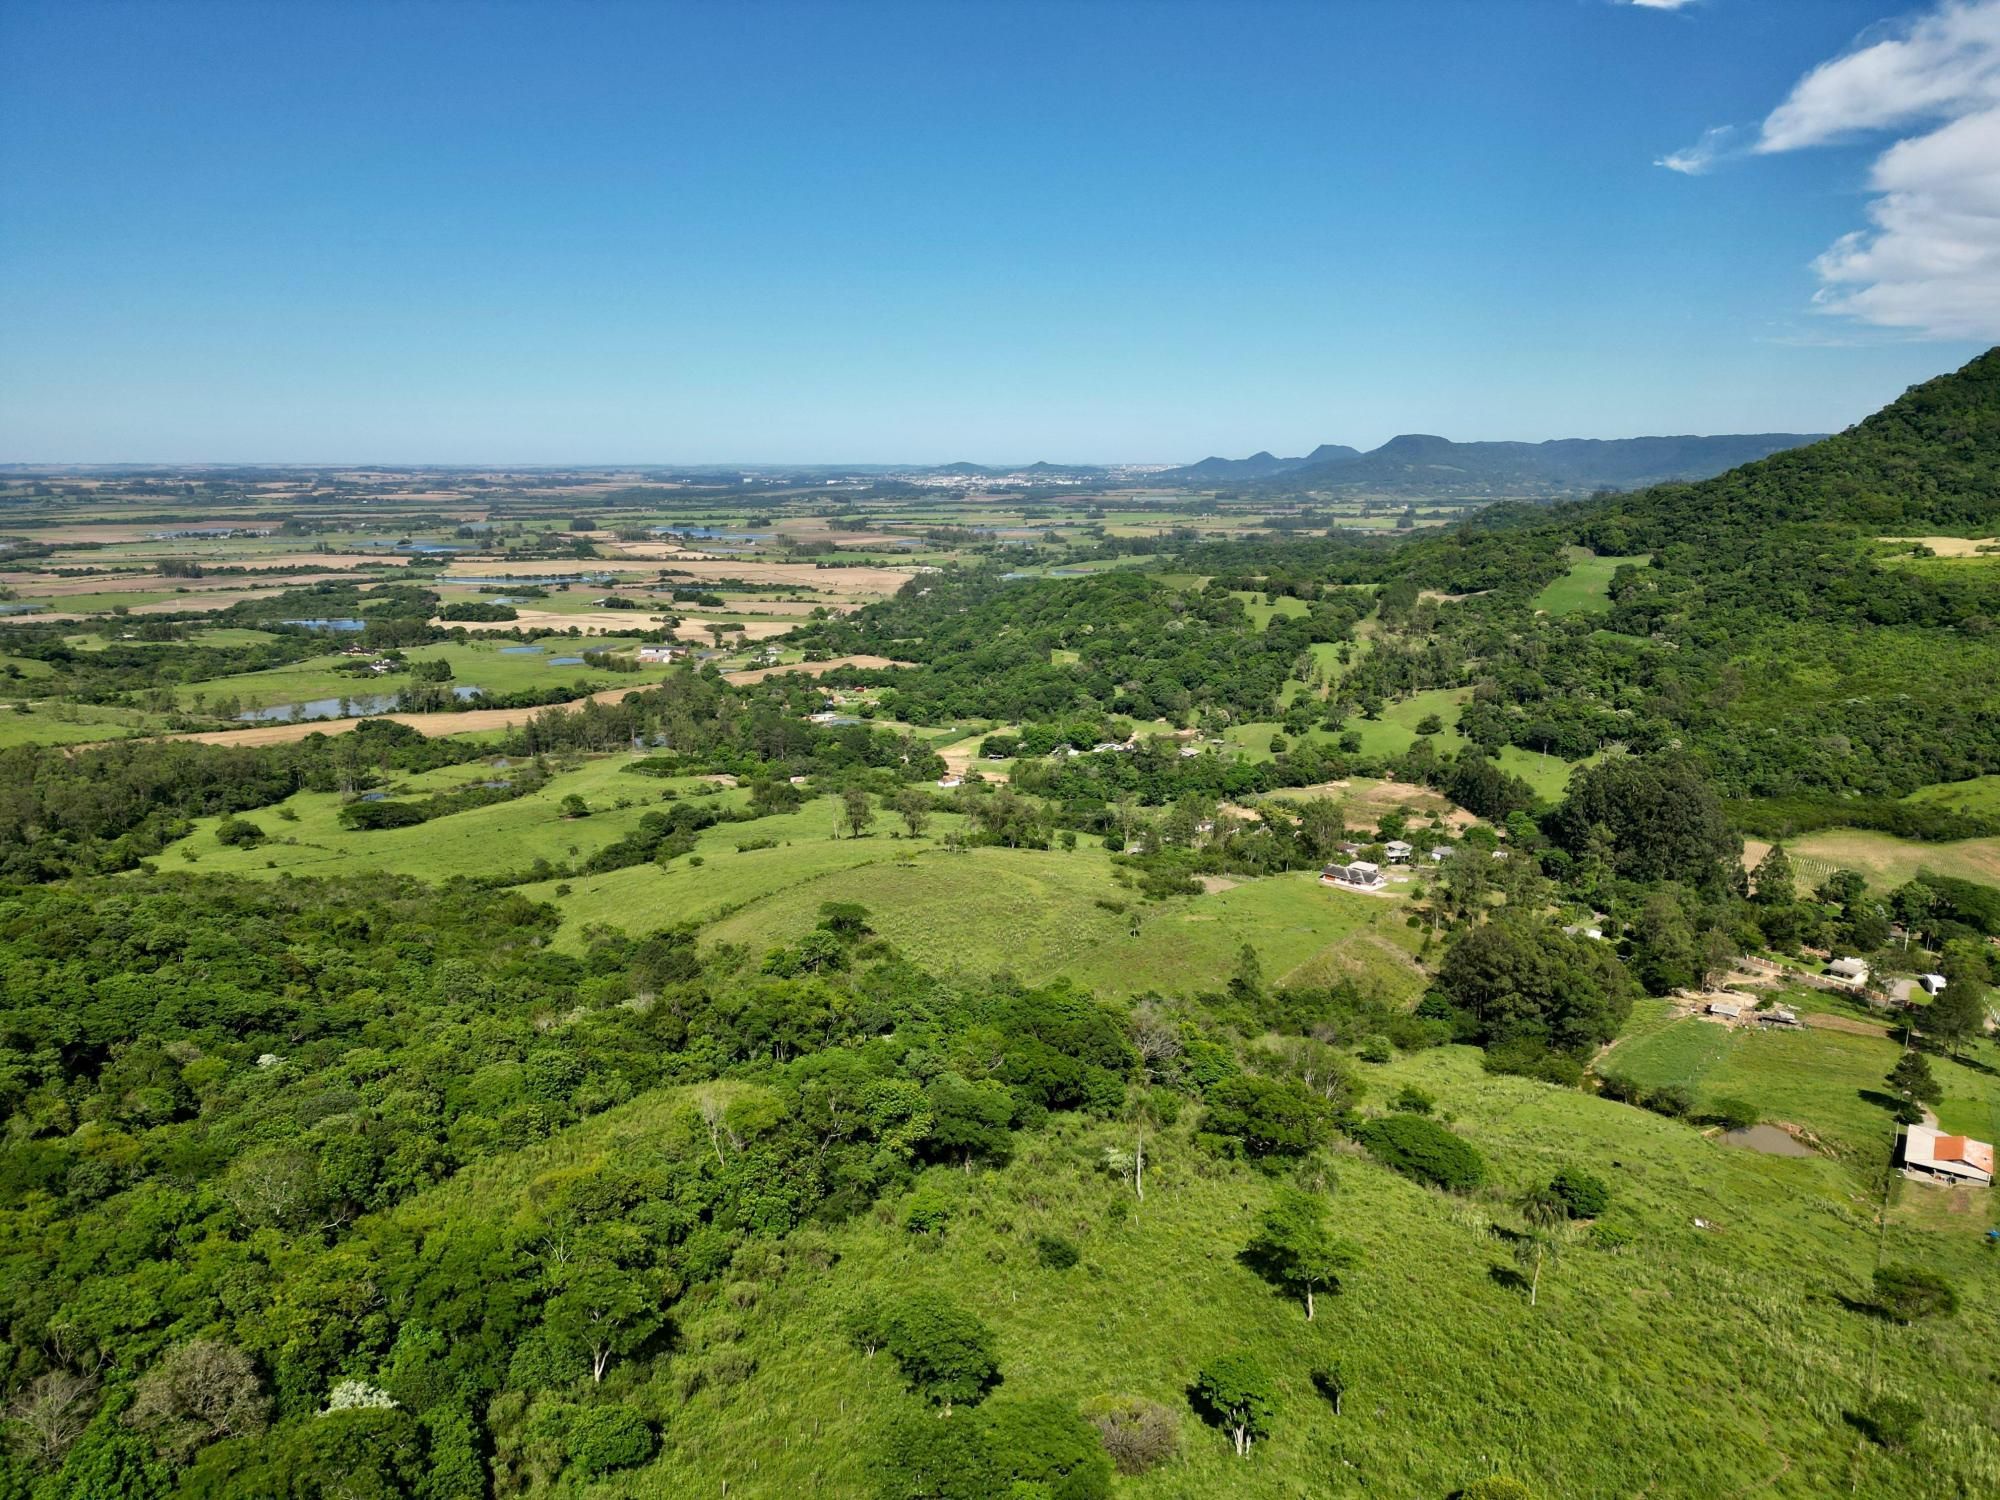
[0,602,44,615]
[651,527,770,542]
[237,685,482,723]
[1723,1124,1815,1158]
[499,645,544,654]
[548,656,585,665]
[280,618,366,632]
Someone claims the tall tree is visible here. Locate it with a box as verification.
[1245,1187,1357,1320]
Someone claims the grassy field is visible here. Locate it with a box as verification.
[384,1035,2000,1498]
[1060,869,1427,1003]
[1599,1003,2000,1162]
[1531,548,1650,616]
[1744,830,2000,891]
[1904,773,2000,818]
[163,637,658,711]
[154,755,747,882]
[1228,590,1310,631]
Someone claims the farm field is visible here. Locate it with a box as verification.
[1744,830,2000,891]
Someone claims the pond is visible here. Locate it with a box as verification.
[280,618,366,631]
[548,656,585,665]
[1723,1124,1815,1158]
[236,685,483,723]
[498,645,544,654]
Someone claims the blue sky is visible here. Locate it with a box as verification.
[1,0,1994,463]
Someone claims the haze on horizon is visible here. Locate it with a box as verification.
[3,0,1999,465]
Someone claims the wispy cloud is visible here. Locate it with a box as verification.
[1671,0,2000,340]
[1626,1,1699,11]
[1656,125,1735,175]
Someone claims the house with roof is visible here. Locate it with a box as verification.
[1321,861,1385,891]
[637,644,684,664]
[1827,957,1871,988]
[1901,1124,1994,1187]
[1427,845,1455,862]
[1705,1000,1744,1022]
[1384,840,1414,864]
[936,775,963,789]
[1757,1004,1802,1028]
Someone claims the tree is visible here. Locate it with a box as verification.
[1297,798,1348,861]
[1926,941,1989,1058]
[1749,844,1794,905]
[890,786,931,838]
[1872,1263,1958,1323]
[878,1292,999,1414]
[1547,756,1739,892]
[126,1338,270,1462]
[1192,1354,1275,1458]
[1203,1075,1333,1159]
[1546,1167,1611,1219]
[1886,1050,1943,1107]
[1245,1187,1357,1320]
[1438,916,1636,1055]
[842,785,877,839]
[542,1265,664,1383]
[1513,1185,1569,1307]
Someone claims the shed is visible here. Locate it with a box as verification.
[1706,1000,1744,1021]
[1901,1124,1995,1187]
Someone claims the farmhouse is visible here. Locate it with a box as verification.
[937,775,962,789]
[637,644,684,664]
[1900,1124,1995,1187]
[1826,957,1870,988]
[1427,845,1454,862]
[1384,840,1414,863]
[1321,861,1385,890]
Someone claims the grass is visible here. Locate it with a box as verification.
[1060,869,1427,1003]
[400,1037,2000,1498]
[165,637,656,711]
[1530,548,1650,616]
[1493,744,1592,803]
[1904,773,2000,819]
[1599,1003,2000,1165]
[1747,829,2000,891]
[1227,590,1310,631]
[1344,689,1470,759]
[153,755,744,882]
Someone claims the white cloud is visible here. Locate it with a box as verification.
[1627,1,1699,10]
[1656,125,1735,174]
[1674,0,2000,339]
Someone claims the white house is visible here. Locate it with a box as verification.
[1384,840,1414,864]
[1321,861,1385,890]
[1827,957,1871,987]
[1918,972,1948,997]
[937,775,963,789]
[1901,1124,1994,1187]
[637,644,683,664]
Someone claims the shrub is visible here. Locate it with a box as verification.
[1587,1221,1635,1252]
[979,1398,1112,1499]
[1355,1034,1393,1064]
[874,1409,999,1500]
[1547,1167,1610,1220]
[1034,1233,1080,1270]
[1873,1263,1958,1323]
[1703,1096,1759,1132]
[1390,1085,1435,1115]
[566,1405,655,1476]
[1352,1113,1485,1191]
[215,816,265,847]
[901,1182,956,1236]
[1083,1394,1180,1475]
[1856,1394,1923,1451]
[1643,1084,1695,1119]
[1203,1075,1334,1159]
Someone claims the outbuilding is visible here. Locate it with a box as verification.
[1901,1124,1994,1187]
[1321,861,1385,890]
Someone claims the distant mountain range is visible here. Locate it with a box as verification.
[1153,432,1825,497]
